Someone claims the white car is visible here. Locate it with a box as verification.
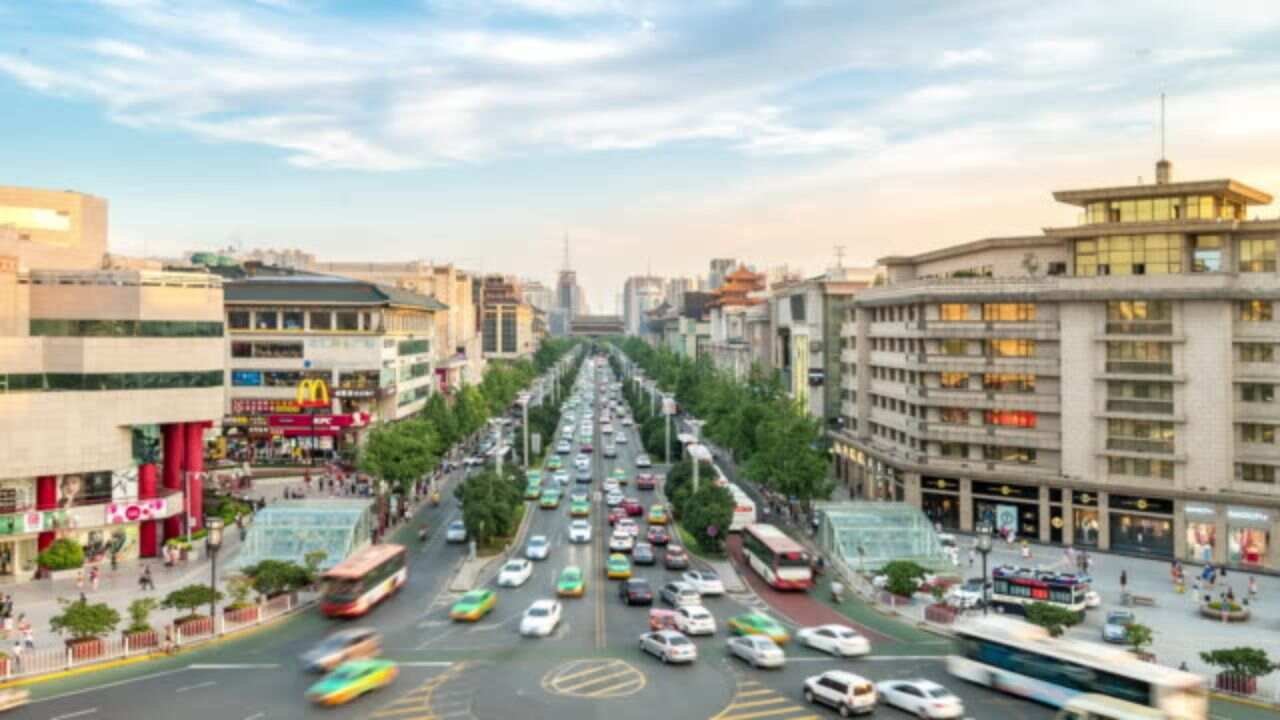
[609,531,635,553]
[635,454,652,468]
[553,470,570,486]
[603,479,620,494]
[603,444,617,458]
[463,456,484,467]
[621,417,633,427]
[796,624,871,657]
[944,579,985,609]
[728,635,786,669]
[606,491,624,507]
[659,581,700,607]
[498,559,533,587]
[875,679,964,719]
[617,519,639,537]
[681,570,725,596]
[601,424,614,435]
[519,600,562,637]
[639,630,697,664]
[804,670,878,716]
[526,535,551,560]
[446,520,468,543]
[674,605,716,636]
[556,440,572,454]
[569,520,592,543]
[616,432,628,444]
[574,455,591,470]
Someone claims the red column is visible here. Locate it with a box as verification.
[162,423,185,541]
[137,463,159,558]
[183,422,207,532]
[36,475,57,552]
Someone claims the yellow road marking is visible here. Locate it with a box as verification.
[541,658,647,699]
[580,677,645,698]
[548,660,623,684]
[555,668,638,694]
[736,689,774,698]
[717,708,816,720]
[723,697,790,711]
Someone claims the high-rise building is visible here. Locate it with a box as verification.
[665,277,693,309]
[522,280,554,313]
[834,159,1280,572]
[709,258,736,290]
[0,186,222,580]
[623,276,665,336]
[480,274,536,359]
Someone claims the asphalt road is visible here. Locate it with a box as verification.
[11,360,1058,720]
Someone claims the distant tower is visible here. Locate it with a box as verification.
[1155,92,1172,185]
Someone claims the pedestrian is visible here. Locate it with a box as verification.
[75,568,84,590]
[11,639,21,671]
[110,551,118,572]
[90,565,100,591]
[78,592,87,605]
[1227,586,1236,603]
[1248,575,1258,600]
[1020,540,1031,560]
[968,548,976,568]
[140,564,154,592]
[1192,576,1201,598]
[1120,569,1128,593]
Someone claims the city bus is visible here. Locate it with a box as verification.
[320,544,408,618]
[947,617,1206,720]
[741,523,813,590]
[989,565,1089,616]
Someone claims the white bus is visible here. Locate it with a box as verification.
[726,483,756,532]
[947,618,1206,720]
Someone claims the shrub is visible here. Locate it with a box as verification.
[126,598,159,634]
[1025,602,1083,637]
[1206,600,1245,612]
[161,584,224,621]
[38,538,85,571]
[50,598,120,640]
[881,560,928,598]
[1124,622,1154,656]
[241,560,311,599]
[1200,648,1280,678]
[225,575,254,611]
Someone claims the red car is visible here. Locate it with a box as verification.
[621,498,644,517]
[636,473,656,490]
[608,507,627,525]
[646,526,671,545]
[580,443,593,453]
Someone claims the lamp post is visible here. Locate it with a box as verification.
[206,517,224,628]
[519,391,531,471]
[976,521,993,615]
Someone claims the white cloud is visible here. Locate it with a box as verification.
[90,39,150,61]
[1019,38,1101,72]
[438,31,629,65]
[936,47,994,68]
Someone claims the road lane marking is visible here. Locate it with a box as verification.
[242,714,264,720]
[717,709,816,720]
[188,663,281,669]
[398,661,456,668]
[175,680,217,693]
[24,667,193,706]
[541,658,646,699]
[554,668,636,694]
[723,697,790,711]
[712,675,816,720]
[51,710,98,720]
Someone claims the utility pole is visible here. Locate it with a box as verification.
[664,395,672,465]
[520,392,530,472]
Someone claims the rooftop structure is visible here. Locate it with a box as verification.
[234,498,374,571]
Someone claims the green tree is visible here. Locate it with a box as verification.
[1200,648,1280,679]
[241,559,312,598]
[1025,602,1083,637]
[358,421,438,496]
[459,469,523,547]
[881,560,928,598]
[745,401,831,505]
[126,598,159,634]
[160,584,224,620]
[422,392,459,448]
[679,483,734,553]
[453,385,488,437]
[50,598,121,640]
[225,575,255,611]
[1124,622,1154,656]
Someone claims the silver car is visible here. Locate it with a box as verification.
[728,635,786,668]
[445,520,467,543]
[1102,610,1135,643]
[639,630,697,664]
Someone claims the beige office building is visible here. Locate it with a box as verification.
[0,187,223,581]
[834,161,1280,572]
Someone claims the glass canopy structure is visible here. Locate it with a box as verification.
[815,501,950,573]
[234,499,374,571]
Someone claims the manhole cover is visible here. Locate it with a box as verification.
[541,658,646,699]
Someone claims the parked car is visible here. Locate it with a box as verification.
[639,630,697,664]
[803,670,878,716]
[944,579,986,609]
[1103,610,1135,644]
[875,679,964,719]
[728,635,786,669]
[520,600,562,637]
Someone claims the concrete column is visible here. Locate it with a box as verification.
[138,463,159,558]
[1172,500,1187,561]
[162,423,185,541]
[1213,504,1229,567]
[36,475,57,552]
[1039,486,1051,543]
[184,422,207,531]
[1097,492,1110,550]
[904,472,921,508]
[1062,494,1074,546]
[959,478,973,531]
[1269,516,1280,570]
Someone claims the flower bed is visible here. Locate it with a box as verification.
[1199,601,1250,622]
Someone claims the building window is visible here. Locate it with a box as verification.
[1242,423,1279,444]
[938,304,972,322]
[982,445,1036,464]
[939,408,969,424]
[309,311,332,331]
[1105,341,1172,375]
[1192,236,1222,272]
[983,373,1035,393]
[1239,343,1275,363]
[1106,301,1172,335]
[483,313,498,353]
[227,311,250,330]
[982,304,1036,322]
[984,410,1037,428]
[1239,238,1277,273]
[502,313,517,352]
[1075,234,1184,276]
[398,339,430,356]
[938,442,968,458]
[939,372,969,389]
[1106,419,1175,454]
[1106,381,1173,414]
[281,310,305,331]
[1237,464,1277,485]
[939,339,968,356]
[332,312,357,331]
[1240,300,1273,322]
[1108,457,1175,479]
[1242,383,1276,403]
[986,339,1034,358]
[254,311,278,331]
[29,319,224,337]
[0,370,224,394]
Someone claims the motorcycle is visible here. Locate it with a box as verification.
[418,525,430,543]
[430,492,440,507]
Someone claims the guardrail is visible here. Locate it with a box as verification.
[0,593,310,683]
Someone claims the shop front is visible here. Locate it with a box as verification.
[921,476,961,530]
[1072,490,1101,548]
[972,481,1040,541]
[1183,502,1216,563]
[1227,506,1272,569]
[1108,494,1174,558]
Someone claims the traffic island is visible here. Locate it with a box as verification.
[1199,601,1251,622]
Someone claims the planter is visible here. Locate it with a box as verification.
[223,606,260,624]
[924,603,958,625]
[1215,672,1258,695]
[123,629,159,649]
[175,616,213,638]
[46,567,84,582]
[1199,603,1250,622]
[1130,649,1157,663]
[66,637,105,662]
[0,656,8,677]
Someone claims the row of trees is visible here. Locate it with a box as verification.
[614,337,832,507]
[662,459,733,553]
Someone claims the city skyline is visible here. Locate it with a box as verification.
[4,1,1280,311]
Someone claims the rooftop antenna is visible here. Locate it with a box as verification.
[1160,91,1166,160]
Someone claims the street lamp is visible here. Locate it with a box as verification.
[206,517,224,629]
[519,391,531,471]
[975,521,993,615]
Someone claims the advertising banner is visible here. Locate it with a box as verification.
[106,498,168,524]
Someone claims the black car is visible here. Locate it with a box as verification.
[632,542,656,565]
[663,546,689,570]
[619,578,653,606]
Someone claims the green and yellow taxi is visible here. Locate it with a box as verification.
[450,590,496,622]
[610,468,629,484]
[539,488,562,509]
[727,612,790,644]
[646,504,668,525]
[569,499,591,517]
[305,658,399,706]
[557,566,586,597]
[525,480,543,500]
[545,456,563,471]
[606,553,632,580]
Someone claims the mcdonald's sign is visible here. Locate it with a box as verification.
[296,378,331,408]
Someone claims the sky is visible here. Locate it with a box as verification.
[4,1,1280,312]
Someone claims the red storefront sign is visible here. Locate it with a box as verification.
[266,412,371,430]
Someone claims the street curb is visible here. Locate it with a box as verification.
[0,599,315,692]
[1209,691,1280,711]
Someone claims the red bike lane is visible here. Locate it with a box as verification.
[726,534,896,646]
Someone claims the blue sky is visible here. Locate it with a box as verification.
[3,0,1280,311]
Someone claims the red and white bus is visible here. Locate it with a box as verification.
[320,544,408,618]
[741,523,812,590]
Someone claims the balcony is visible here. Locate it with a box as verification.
[1104,361,1173,376]
[1104,398,1175,415]
[1104,321,1174,336]
[1105,438,1175,454]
